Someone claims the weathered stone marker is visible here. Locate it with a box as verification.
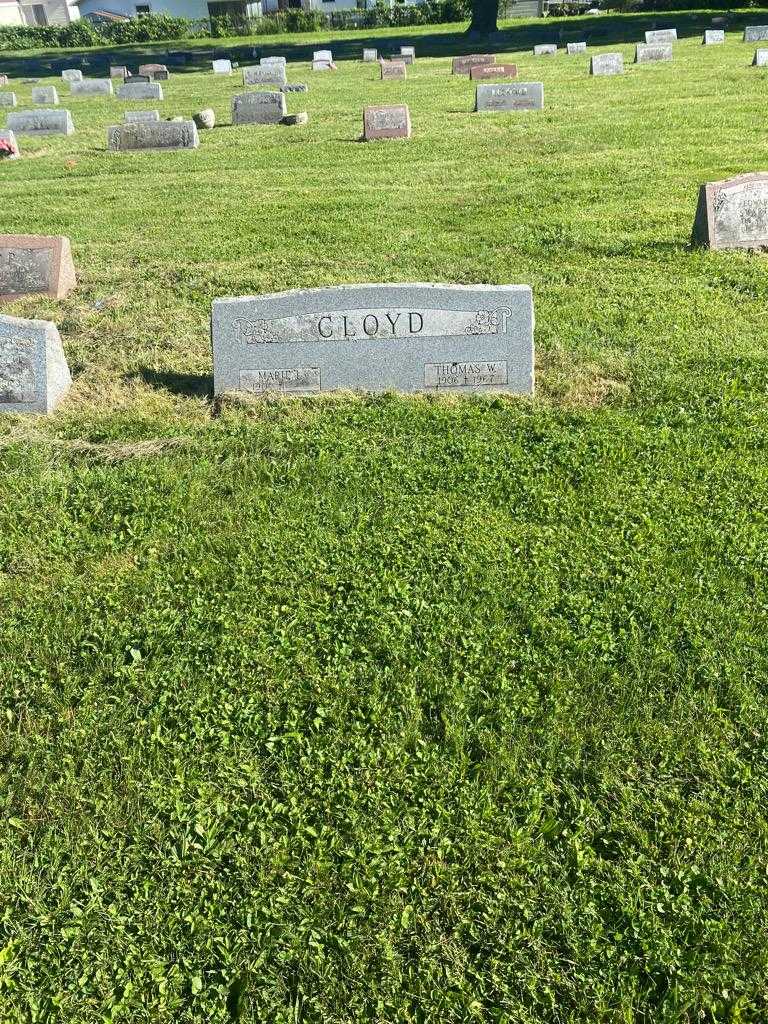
[127,75,150,84]
[243,64,287,86]
[475,82,544,112]
[212,59,232,75]
[211,284,534,396]
[0,92,17,108]
[0,129,19,158]
[116,82,163,100]
[363,104,411,140]
[124,109,160,122]
[0,313,71,414]
[138,63,167,77]
[452,54,495,75]
[313,50,333,62]
[704,30,724,44]
[744,26,768,41]
[380,60,406,80]
[0,75,7,86]
[752,49,768,66]
[470,63,517,80]
[692,172,768,250]
[635,43,673,62]
[70,79,113,96]
[312,61,335,72]
[282,83,308,93]
[0,235,76,301]
[590,53,624,75]
[533,44,557,55]
[232,90,287,125]
[401,45,415,59]
[32,86,58,105]
[7,109,74,135]
[645,28,677,43]
[567,42,587,54]
[61,69,82,82]
[107,120,199,151]
[261,56,286,66]
[363,48,378,61]
[110,65,128,78]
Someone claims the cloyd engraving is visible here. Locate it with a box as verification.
[231,306,513,345]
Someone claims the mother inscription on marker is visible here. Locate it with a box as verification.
[211,284,534,396]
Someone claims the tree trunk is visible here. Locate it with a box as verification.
[468,0,499,36]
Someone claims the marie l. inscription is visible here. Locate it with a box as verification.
[240,367,321,394]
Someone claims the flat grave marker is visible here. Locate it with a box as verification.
[744,26,768,41]
[475,82,544,112]
[692,172,768,250]
[0,313,71,415]
[704,30,725,44]
[232,90,286,125]
[261,56,286,66]
[212,284,534,397]
[124,109,161,122]
[282,83,308,93]
[138,63,167,77]
[212,59,232,75]
[363,104,411,140]
[0,92,17,108]
[534,44,557,55]
[567,42,587,54]
[0,235,76,300]
[61,69,82,82]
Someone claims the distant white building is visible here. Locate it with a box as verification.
[0,0,79,23]
[75,0,264,21]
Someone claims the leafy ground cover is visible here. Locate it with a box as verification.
[2,13,768,1021]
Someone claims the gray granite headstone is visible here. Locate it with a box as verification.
[70,78,113,96]
[232,90,286,125]
[61,69,82,82]
[744,26,768,41]
[0,129,19,158]
[116,82,163,100]
[703,30,724,44]
[32,86,58,105]
[0,313,71,414]
[0,92,17,108]
[7,109,74,135]
[567,41,587,54]
[282,83,308,93]
[475,82,544,112]
[242,64,287,86]
[645,28,677,43]
[0,235,76,299]
[692,172,768,249]
[107,119,199,151]
[590,52,624,75]
[363,48,378,61]
[211,284,534,397]
[635,43,673,62]
[312,61,335,72]
[313,50,332,62]
[533,44,557,55]
[261,56,286,66]
[753,49,768,65]
[212,59,232,74]
[401,46,415,58]
[110,65,128,78]
[124,109,161,122]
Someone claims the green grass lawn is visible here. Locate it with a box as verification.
[3,12,768,1021]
